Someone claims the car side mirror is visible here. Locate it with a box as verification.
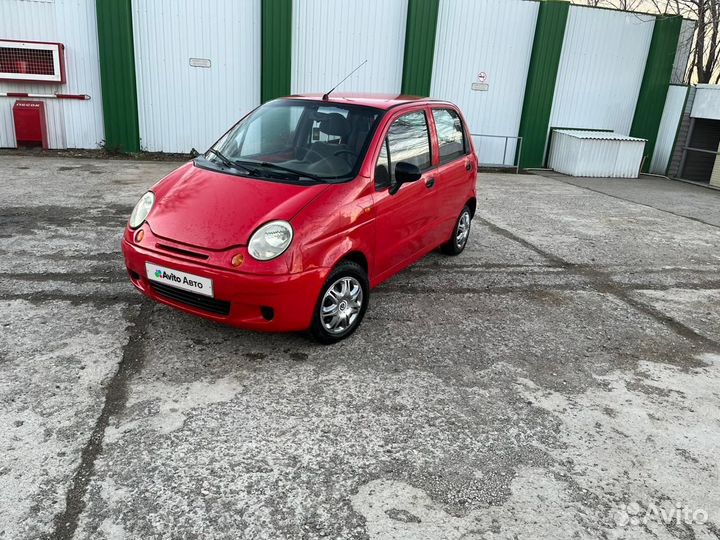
[389,162,422,195]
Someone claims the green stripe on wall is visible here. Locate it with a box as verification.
[261,0,292,102]
[95,0,140,153]
[401,0,440,97]
[517,0,570,169]
[630,15,682,172]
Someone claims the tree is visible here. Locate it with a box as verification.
[575,0,646,9]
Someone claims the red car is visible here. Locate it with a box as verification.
[122,94,477,343]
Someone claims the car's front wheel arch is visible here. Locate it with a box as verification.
[309,259,370,344]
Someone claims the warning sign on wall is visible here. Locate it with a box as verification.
[472,72,489,91]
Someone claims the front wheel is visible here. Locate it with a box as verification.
[309,261,369,344]
[441,205,472,255]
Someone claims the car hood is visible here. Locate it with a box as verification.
[147,162,328,250]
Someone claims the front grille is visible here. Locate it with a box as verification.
[155,243,209,260]
[150,282,231,316]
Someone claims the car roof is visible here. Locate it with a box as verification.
[284,93,454,111]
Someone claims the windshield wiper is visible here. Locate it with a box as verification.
[205,149,255,174]
[235,160,325,182]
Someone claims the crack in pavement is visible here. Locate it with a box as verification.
[47,301,154,540]
[476,216,720,350]
[377,280,720,295]
[2,292,139,306]
[0,251,121,263]
[376,284,593,295]
[403,267,564,276]
[605,280,720,291]
[414,262,555,270]
[0,272,128,284]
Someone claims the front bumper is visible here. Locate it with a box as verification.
[122,237,327,332]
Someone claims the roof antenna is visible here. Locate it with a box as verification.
[322,59,367,100]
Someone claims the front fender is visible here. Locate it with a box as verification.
[290,180,375,278]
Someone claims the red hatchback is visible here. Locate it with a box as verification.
[122,94,477,343]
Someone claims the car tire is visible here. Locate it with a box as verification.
[441,205,472,256]
[309,260,369,344]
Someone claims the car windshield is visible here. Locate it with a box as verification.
[207,99,382,182]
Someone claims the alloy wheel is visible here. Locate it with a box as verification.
[320,276,364,334]
[456,211,471,249]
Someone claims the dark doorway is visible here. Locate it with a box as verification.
[681,118,720,183]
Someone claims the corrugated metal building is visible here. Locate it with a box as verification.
[549,8,654,140]
[430,0,539,166]
[0,0,695,175]
[650,85,688,174]
[668,84,720,186]
[132,0,261,153]
[291,0,408,95]
[0,0,104,149]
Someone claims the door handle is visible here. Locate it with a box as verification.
[465,162,473,172]
[425,178,435,188]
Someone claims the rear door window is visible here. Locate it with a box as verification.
[432,108,467,163]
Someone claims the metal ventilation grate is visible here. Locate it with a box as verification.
[0,40,65,83]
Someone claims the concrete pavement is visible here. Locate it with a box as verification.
[1,156,719,539]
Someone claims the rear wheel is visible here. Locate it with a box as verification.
[309,261,369,344]
[441,205,472,255]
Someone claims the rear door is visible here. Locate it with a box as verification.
[430,107,476,236]
[371,109,437,279]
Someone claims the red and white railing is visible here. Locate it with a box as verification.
[0,92,90,100]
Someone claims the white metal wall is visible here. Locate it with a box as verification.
[291,0,408,95]
[132,0,261,153]
[650,85,687,174]
[0,0,104,149]
[549,7,655,139]
[430,0,538,166]
[690,84,720,120]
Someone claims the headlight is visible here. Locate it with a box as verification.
[129,191,155,229]
[248,220,293,261]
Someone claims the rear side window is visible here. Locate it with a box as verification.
[432,108,467,163]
